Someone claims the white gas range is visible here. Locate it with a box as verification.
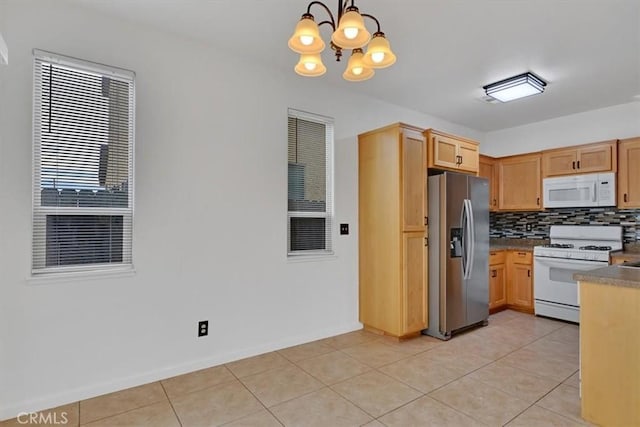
[533,225,623,323]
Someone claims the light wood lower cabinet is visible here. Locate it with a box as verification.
[489,251,507,311]
[580,281,640,426]
[358,123,427,338]
[506,251,534,313]
[489,250,533,313]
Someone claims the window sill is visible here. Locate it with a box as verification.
[27,266,136,285]
[287,253,337,263]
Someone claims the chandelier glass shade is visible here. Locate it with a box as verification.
[288,0,395,81]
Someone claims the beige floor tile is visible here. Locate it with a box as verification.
[375,334,443,355]
[278,340,334,362]
[81,401,179,427]
[472,324,539,348]
[524,337,579,361]
[500,348,578,381]
[1,403,79,427]
[563,371,580,388]
[240,365,323,407]
[545,324,580,344]
[340,340,409,368]
[507,405,584,427]
[319,330,379,350]
[361,421,385,427]
[161,365,235,399]
[379,354,468,393]
[225,352,292,378]
[417,342,492,373]
[79,382,167,424]
[446,332,519,360]
[429,376,530,426]
[222,409,282,427]
[296,350,371,385]
[331,371,421,418]
[270,387,372,427]
[379,395,485,427]
[171,380,263,427]
[537,384,587,425]
[488,309,525,325]
[502,316,566,337]
[467,361,560,403]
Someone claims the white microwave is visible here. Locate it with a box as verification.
[543,172,616,208]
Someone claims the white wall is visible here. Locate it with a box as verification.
[483,101,640,156]
[0,0,483,419]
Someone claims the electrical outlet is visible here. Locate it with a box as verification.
[525,223,533,232]
[340,223,349,235]
[198,320,208,337]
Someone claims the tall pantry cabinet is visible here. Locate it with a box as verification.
[358,123,428,338]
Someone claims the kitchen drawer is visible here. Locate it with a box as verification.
[510,250,532,264]
[489,250,506,265]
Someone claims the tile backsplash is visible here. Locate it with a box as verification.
[490,208,640,243]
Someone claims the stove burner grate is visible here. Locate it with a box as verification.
[542,244,574,248]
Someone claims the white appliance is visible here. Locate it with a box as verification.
[543,172,616,208]
[533,225,622,322]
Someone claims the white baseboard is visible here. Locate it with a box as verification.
[0,321,362,421]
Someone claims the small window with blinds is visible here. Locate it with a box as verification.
[287,109,334,256]
[32,50,135,275]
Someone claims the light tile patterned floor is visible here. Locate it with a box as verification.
[1,310,589,426]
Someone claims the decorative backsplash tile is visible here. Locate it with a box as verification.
[490,208,640,243]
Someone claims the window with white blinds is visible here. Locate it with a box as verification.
[32,50,135,275]
[287,109,334,256]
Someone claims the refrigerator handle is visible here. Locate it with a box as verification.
[466,199,475,279]
[459,200,468,278]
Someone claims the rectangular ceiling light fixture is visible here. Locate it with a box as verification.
[483,72,546,102]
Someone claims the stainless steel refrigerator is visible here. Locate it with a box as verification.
[423,172,489,340]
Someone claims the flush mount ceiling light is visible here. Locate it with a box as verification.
[483,72,547,102]
[288,0,396,82]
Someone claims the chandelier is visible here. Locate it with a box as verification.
[288,0,396,82]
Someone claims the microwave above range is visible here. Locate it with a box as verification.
[543,172,615,208]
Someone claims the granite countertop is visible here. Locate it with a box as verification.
[489,238,547,252]
[575,265,640,289]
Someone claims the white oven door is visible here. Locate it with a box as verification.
[534,257,605,306]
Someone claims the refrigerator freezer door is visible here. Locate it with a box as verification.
[466,176,490,325]
[443,172,468,333]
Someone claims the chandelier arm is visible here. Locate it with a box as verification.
[360,13,382,33]
[317,20,336,30]
[306,1,336,28]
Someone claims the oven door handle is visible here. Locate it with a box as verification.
[534,257,607,269]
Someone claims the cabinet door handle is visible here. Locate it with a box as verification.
[424,237,429,247]
[577,160,580,169]
[537,197,540,206]
[518,252,527,256]
[493,198,497,206]
[624,193,628,203]
[491,270,497,278]
[572,161,576,169]
[424,216,428,226]
[527,269,531,277]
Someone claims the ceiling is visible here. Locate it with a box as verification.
[67,0,640,132]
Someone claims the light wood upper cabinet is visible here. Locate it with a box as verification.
[425,129,479,174]
[542,140,617,177]
[498,153,542,211]
[358,123,427,338]
[479,155,499,211]
[618,137,640,208]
